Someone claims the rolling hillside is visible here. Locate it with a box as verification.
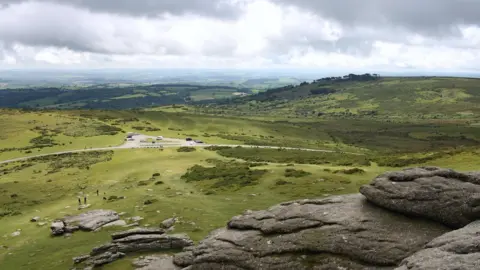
[196,75,480,120]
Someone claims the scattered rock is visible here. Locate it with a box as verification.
[161,217,177,229]
[133,255,181,270]
[30,216,40,222]
[118,212,126,216]
[396,220,480,270]
[78,204,91,210]
[176,194,449,269]
[102,220,127,228]
[37,222,46,227]
[360,166,480,228]
[11,231,20,237]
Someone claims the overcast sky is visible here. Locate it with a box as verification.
[0,0,480,72]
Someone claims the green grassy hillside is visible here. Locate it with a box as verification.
[196,76,480,120]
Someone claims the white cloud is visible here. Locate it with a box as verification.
[0,0,479,71]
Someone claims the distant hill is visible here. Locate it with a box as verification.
[197,75,480,120]
[0,84,250,109]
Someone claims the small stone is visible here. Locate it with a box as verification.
[30,216,40,222]
[37,222,47,227]
[78,204,91,210]
[130,216,144,222]
[118,212,127,216]
[161,217,177,229]
[11,231,20,237]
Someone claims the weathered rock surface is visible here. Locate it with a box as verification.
[102,220,127,228]
[133,255,181,270]
[360,166,480,228]
[74,228,193,268]
[111,227,165,240]
[30,216,40,222]
[63,209,119,231]
[176,194,449,270]
[395,220,480,270]
[51,209,119,236]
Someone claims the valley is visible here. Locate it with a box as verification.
[2,76,480,269]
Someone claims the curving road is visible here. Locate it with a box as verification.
[0,134,362,165]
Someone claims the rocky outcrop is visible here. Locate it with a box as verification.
[175,194,449,270]
[395,220,480,270]
[73,227,193,268]
[50,209,119,236]
[133,255,181,270]
[360,166,480,228]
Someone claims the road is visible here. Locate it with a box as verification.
[0,134,361,165]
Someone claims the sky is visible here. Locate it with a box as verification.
[0,0,480,72]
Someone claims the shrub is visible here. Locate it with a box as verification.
[275,179,293,185]
[177,147,196,152]
[152,173,161,177]
[181,161,267,188]
[138,180,150,186]
[284,168,312,178]
[144,199,158,205]
[333,168,366,174]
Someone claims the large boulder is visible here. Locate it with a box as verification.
[63,209,119,231]
[360,166,480,228]
[395,220,480,270]
[175,194,449,270]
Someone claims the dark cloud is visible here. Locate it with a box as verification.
[275,0,480,37]
[0,0,243,18]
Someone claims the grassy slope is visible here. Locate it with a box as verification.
[1,147,480,270]
[0,148,375,270]
[196,77,480,120]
